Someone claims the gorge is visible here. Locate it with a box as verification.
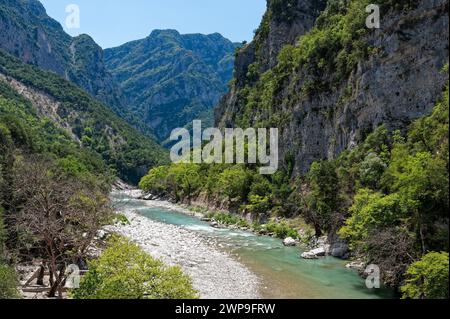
[0,0,449,300]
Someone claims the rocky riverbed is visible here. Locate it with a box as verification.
[107,190,261,299]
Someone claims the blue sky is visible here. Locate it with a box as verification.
[39,0,267,48]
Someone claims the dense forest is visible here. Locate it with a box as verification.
[0,50,169,183]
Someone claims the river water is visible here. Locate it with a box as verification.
[112,192,394,299]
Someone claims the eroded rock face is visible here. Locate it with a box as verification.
[230,0,328,88]
[0,0,124,111]
[216,0,449,176]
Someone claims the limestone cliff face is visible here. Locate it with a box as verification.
[0,0,157,137]
[216,0,449,175]
[0,0,122,109]
[233,0,327,84]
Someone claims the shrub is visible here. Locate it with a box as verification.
[0,264,20,299]
[359,153,387,188]
[72,236,198,299]
[401,252,449,299]
[218,166,250,200]
[266,221,298,239]
[139,166,169,194]
[113,213,130,226]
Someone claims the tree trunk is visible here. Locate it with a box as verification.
[314,223,322,237]
[48,266,65,298]
[36,264,45,286]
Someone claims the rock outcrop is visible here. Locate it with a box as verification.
[216,0,449,176]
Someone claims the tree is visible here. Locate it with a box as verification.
[72,236,198,299]
[339,189,409,251]
[365,228,417,287]
[382,149,449,253]
[359,152,387,189]
[305,161,339,236]
[249,174,272,198]
[13,155,113,297]
[244,195,271,215]
[218,166,250,201]
[139,166,169,194]
[401,252,449,299]
[0,206,5,259]
[167,164,202,203]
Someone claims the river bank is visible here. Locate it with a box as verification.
[109,189,394,299]
[108,189,260,299]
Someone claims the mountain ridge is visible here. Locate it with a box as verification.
[105,29,240,142]
[0,49,169,183]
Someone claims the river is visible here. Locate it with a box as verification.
[111,190,394,299]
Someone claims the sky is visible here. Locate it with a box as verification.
[39,0,267,48]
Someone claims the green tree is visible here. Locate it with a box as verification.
[305,161,339,235]
[0,206,5,259]
[72,236,198,299]
[218,166,250,201]
[167,164,202,203]
[359,153,387,189]
[244,194,271,215]
[139,166,170,194]
[0,264,20,299]
[249,174,272,198]
[401,252,449,299]
[339,189,409,251]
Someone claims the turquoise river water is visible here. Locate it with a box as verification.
[112,193,395,299]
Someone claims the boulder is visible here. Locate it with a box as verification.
[301,251,318,259]
[301,247,326,259]
[210,221,219,228]
[330,242,349,259]
[283,237,297,247]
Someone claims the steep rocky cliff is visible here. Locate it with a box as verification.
[0,0,119,106]
[105,30,239,142]
[216,0,449,176]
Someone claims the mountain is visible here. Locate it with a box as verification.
[0,0,155,137]
[0,0,121,108]
[216,0,449,175]
[104,30,240,142]
[0,49,168,183]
